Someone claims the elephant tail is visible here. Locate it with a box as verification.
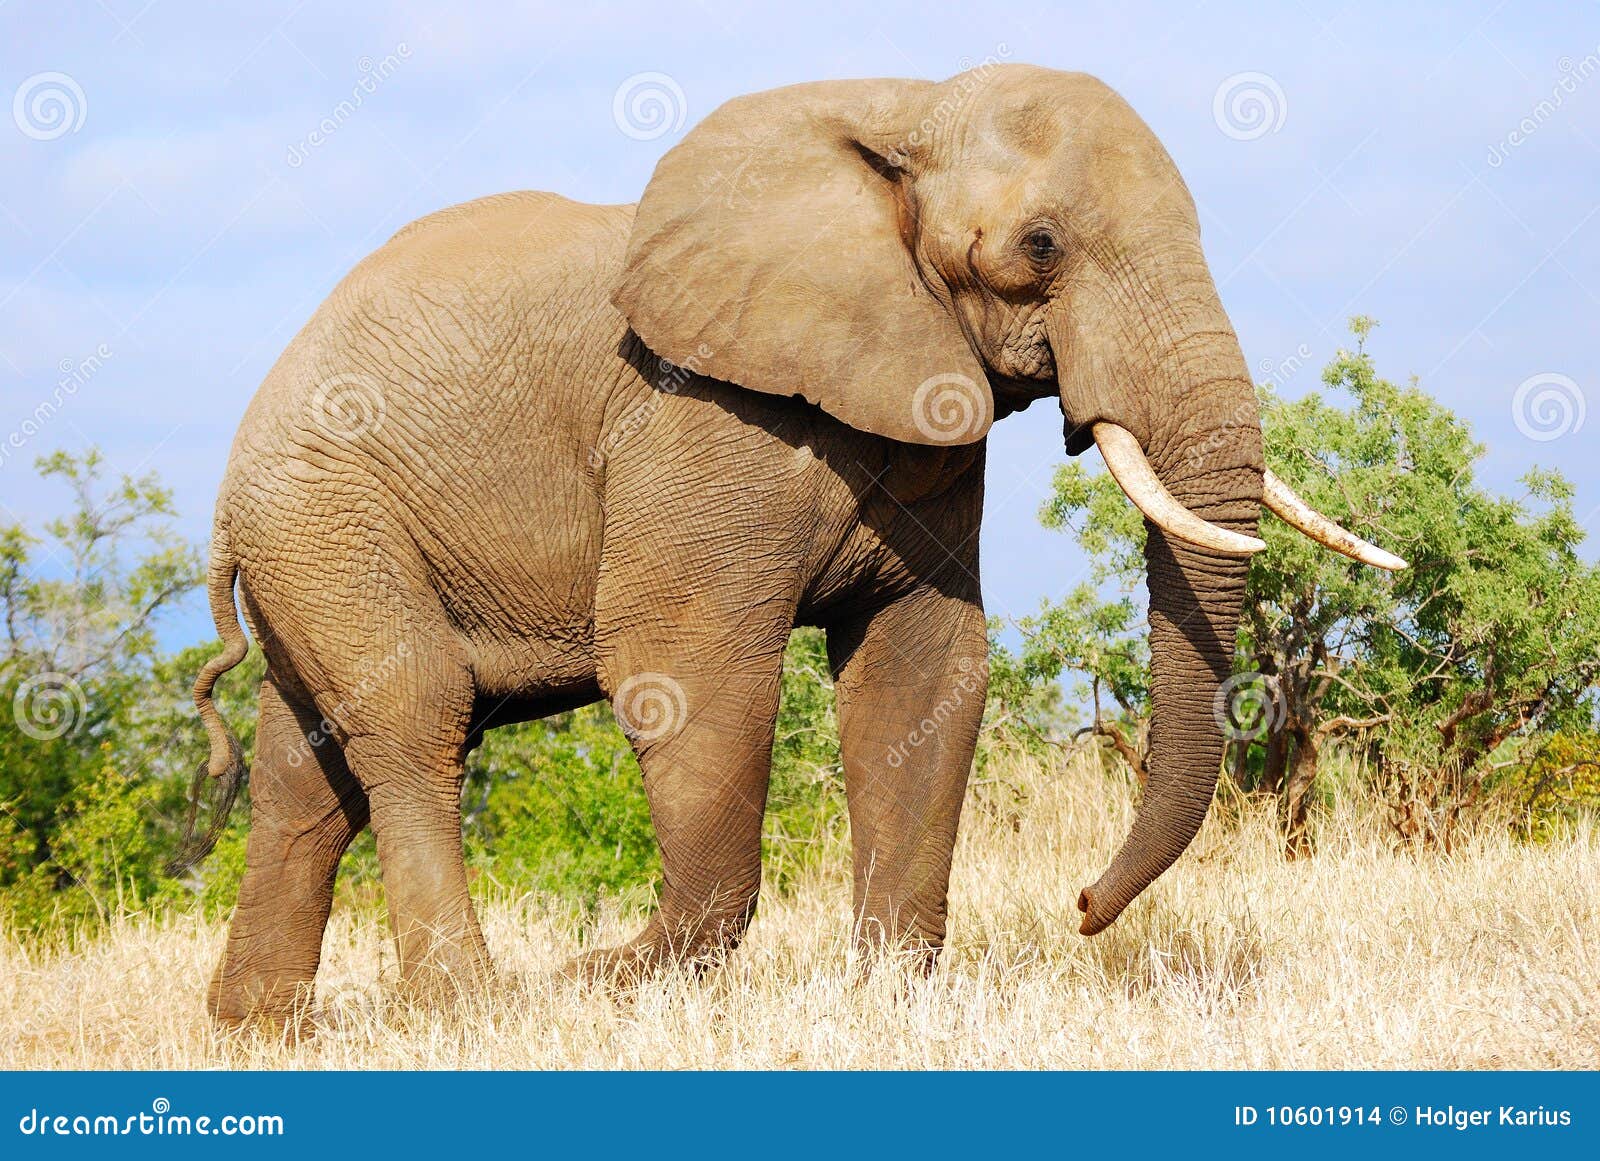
[166,529,249,876]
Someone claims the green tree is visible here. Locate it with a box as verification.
[1245,322,1600,848]
[0,450,206,930]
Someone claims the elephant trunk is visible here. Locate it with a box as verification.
[1050,274,1264,935]
[1078,495,1256,934]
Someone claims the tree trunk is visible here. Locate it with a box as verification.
[1226,737,1250,790]
[1282,720,1319,858]
[1261,724,1288,795]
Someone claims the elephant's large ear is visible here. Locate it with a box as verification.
[613,79,993,446]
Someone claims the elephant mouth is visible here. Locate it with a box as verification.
[985,372,1058,418]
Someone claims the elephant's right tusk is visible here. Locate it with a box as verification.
[1092,422,1267,557]
[1261,470,1408,571]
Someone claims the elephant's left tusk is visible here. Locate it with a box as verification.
[1261,470,1407,571]
[1092,422,1267,557]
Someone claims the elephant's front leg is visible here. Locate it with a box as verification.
[828,585,988,962]
[573,578,796,986]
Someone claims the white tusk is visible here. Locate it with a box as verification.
[1261,470,1407,570]
[1092,422,1267,557]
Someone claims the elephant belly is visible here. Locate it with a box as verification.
[416,479,605,703]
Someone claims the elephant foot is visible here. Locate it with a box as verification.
[559,921,750,992]
[206,971,318,1042]
[394,949,497,1008]
[558,941,664,993]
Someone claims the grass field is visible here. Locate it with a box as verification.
[5,755,1597,1069]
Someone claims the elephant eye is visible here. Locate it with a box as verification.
[1023,229,1059,266]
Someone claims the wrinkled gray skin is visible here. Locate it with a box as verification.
[198,65,1262,1025]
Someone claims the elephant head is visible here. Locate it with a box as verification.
[614,64,1403,935]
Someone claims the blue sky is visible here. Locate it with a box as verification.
[2,0,1597,648]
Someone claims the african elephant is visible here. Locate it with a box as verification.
[185,63,1402,1024]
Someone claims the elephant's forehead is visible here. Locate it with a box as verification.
[952,70,1165,173]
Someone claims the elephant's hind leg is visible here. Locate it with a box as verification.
[210,674,368,1030]
[236,515,491,1005]
[337,653,492,1003]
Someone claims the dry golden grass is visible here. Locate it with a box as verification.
[5,754,1597,1069]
